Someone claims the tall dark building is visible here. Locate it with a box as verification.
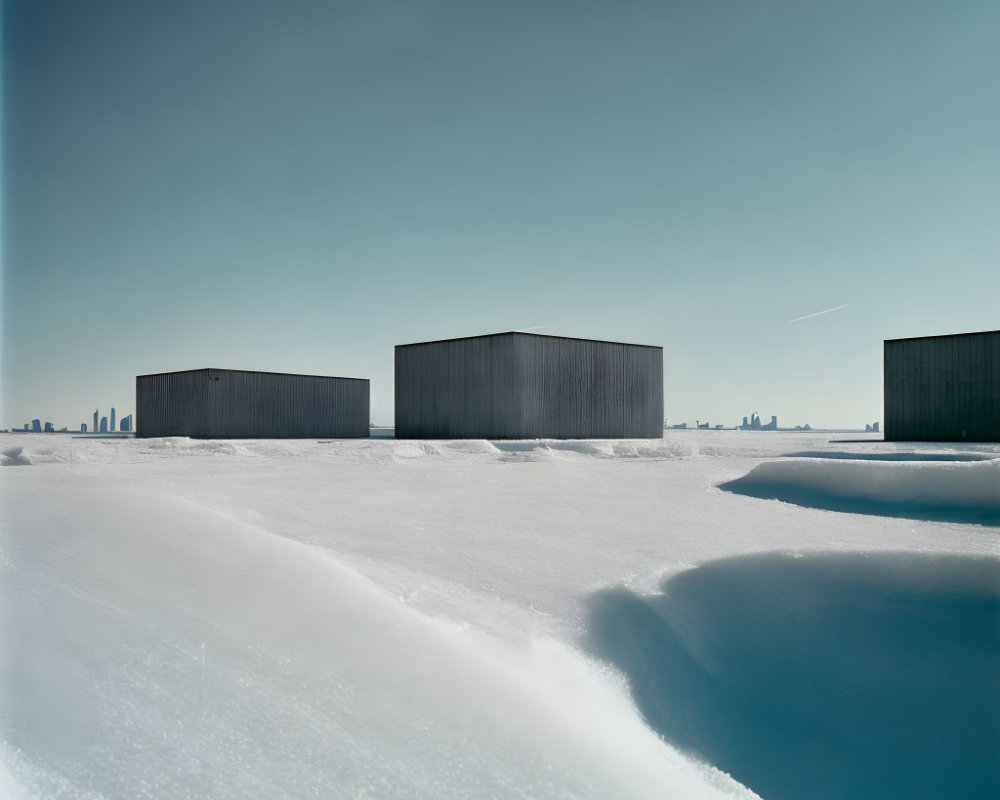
[93,409,99,433]
[395,332,663,439]
[100,416,109,433]
[136,368,370,439]
[884,330,999,442]
[31,419,41,432]
[119,414,132,433]
[43,422,54,433]
[81,423,88,433]
[110,407,116,432]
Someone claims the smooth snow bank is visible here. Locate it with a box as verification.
[1,482,753,800]
[781,450,995,462]
[720,458,1000,525]
[586,551,1000,800]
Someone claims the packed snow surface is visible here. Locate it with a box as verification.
[2,431,998,800]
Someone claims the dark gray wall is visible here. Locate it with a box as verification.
[884,331,999,442]
[136,370,209,438]
[395,333,663,439]
[136,369,369,438]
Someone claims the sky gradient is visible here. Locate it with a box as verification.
[3,0,998,429]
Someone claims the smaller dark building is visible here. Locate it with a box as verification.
[884,330,999,442]
[395,332,663,439]
[136,368,369,439]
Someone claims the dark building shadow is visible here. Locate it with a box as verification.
[584,552,1000,800]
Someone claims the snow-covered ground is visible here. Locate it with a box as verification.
[2,431,998,799]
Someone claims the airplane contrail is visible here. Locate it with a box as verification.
[785,304,849,324]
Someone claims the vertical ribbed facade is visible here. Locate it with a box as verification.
[884,330,999,442]
[395,332,663,439]
[136,369,369,438]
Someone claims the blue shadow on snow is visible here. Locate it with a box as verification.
[584,551,1000,800]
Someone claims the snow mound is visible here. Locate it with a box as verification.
[490,439,698,462]
[2,447,31,466]
[586,551,1000,800]
[321,439,699,464]
[719,458,1000,525]
[137,437,260,458]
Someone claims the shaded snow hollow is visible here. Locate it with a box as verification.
[720,457,1000,525]
[2,431,998,799]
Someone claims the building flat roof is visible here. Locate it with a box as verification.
[884,329,1000,344]
[395,331,662,349]
[136,368,369,381]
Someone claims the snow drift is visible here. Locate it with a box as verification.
[781,450,995,462]
[1,447,30,466]
[585,551,1000,800]
[1,478,753,800]
[720,458,1000,525]
[3,430,997,799]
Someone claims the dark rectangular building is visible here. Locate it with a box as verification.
[136,368,369,439]
[884,330,999,442]
[395,332,663,439]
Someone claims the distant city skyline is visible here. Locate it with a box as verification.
[6,406,132,434]
[3,1,998,428]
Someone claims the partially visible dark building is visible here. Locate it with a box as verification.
[119,414,132,433]
[43,422,54,433]
[884,330,999,442]
[100,416,108,433]
[395,332,663,439]
[81,423,88,433]
[136,368,369,439]
[93,409,99,432]
[31,419,41,432]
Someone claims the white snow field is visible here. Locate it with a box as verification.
[2,431,998,800]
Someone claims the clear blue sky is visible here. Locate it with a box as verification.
[3,0,997,429]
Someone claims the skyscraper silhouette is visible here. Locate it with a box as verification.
[93,409,99,433]
[100,416,108,433]
[110,407,116,432]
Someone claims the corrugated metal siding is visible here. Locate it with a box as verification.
[136,371,209,438]
[136,369,369,438]
[884,331,999,442]
[395,333,663,439]
[394,335,522,438]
